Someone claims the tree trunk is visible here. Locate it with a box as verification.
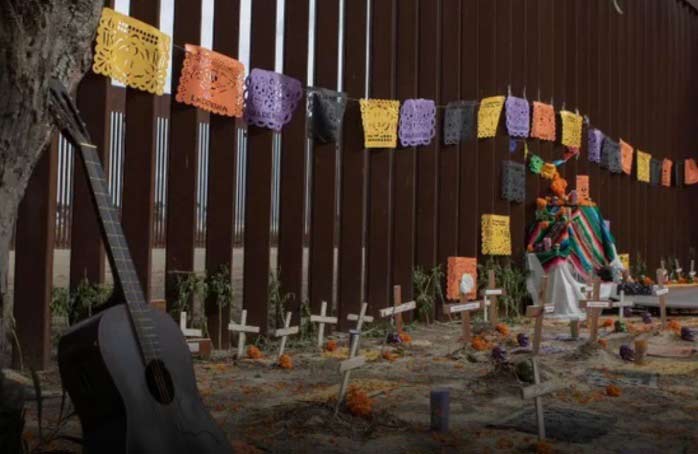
[0,0,103,364]
[0,0,103,443]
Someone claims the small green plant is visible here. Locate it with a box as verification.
[478,257,530,320]
[170,271,207,321]
[268,270,294,329]
[413,265,444,324]
[49,287,70,318]
[298,300,314,341]
[632,252,648,278]
[665,255,678,280]
[66,279,112,325]
[206,265,234,349]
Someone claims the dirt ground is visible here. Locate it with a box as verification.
[18,312,698,454]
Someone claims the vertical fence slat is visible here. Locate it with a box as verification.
[337,0,368,329]
[308,0,339,316]
[457,1,479,258]
[390,0,419,313]
[477,0,496,264]
[414,0,440,271]
[13,137,58,370]
[165,0,203,307]
[365,0,397,316]
[243,0,278,333]
[508,0,526,264]
[279,0,310,322]
[523,0,540,255]
[436,0,461,290]
[121,2,161,302]
[492,0,510,262]
[205,0,240,348]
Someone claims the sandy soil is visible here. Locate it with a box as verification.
[18,313,698,454]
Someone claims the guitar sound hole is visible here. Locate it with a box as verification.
[145,360,175,405]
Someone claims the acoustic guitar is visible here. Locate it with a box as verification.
[49,80,231,454]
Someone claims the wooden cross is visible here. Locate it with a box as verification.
[335,347,367,413]
[274,311,299,359]
[482,270,504,324]
[674,258,683,280]
[379,285,416,333]
[655,268,669,329]
[580,279,610,343]
[570,278,594,339]
[347,302,374,335]
[179,311,202,338]
[228,309,260,358]
[336,303,371,414]
[310,301,338,348]
[612,291,633,321]
[525,275,553,355]
[443,296,483,344]
[520,357,564,441]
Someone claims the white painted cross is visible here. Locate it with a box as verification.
[310,301,338,348]
[612,291,633,321]
[443,297,483,344]
[675,258,683,279]
[347,302,374,334]
[339,355,366,374]
[579,279,607,343]
[228,309,260,358]
[335,348,367,413]
[336,303,372,414]
[379,285,416,333]
[690,260,696,280]
[655,268,669,329]
[525,275,553,355]
[179,311,202,338]
[274,311,299,359]
[520,357,564,441]
[481,270,504,324]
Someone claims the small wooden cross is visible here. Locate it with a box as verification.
[580,279,610,343]
[310,301,338,348]
[179,311,202,338]
[336,304,372,414]
[347,302,374,335]
[443,296,483,344]
[379,285,416,333]
[612,291,633,321]
[228,309,260,358]
[655,268,669,329]
[335,346,367,413]
[525,275,553,355]
[274,311,299,359]
[570,278,594,339]
[520,357,564,441]
[482,270,504,324]
[674,258,683,280]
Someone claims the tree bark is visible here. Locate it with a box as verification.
[0,0,103,366]
[0,0,103,442]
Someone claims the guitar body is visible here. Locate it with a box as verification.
[58,305,230,454]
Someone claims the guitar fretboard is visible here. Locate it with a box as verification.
[79,143,161,363]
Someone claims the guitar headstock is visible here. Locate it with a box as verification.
[48,79,91,147]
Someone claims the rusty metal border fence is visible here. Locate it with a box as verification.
[11,0,698,367]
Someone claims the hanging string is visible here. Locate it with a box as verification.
[169,40,474,110]
[157,7,688,168]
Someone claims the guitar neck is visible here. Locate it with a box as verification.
[77,142,161,362]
